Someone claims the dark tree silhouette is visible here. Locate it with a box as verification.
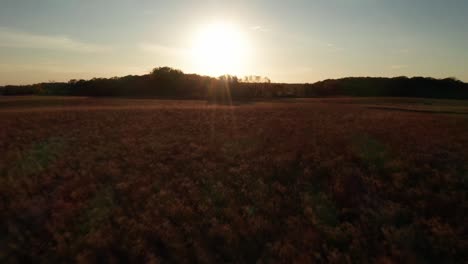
[1,69,467,100]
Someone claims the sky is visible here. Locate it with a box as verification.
[0,0,467,85]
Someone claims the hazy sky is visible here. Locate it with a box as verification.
[1,0,467,85]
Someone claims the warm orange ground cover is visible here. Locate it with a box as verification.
[1,97,467,263]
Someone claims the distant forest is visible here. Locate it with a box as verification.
[1,67,468,100]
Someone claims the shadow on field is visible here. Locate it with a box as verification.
[206,100,257,106]
[367,106,468,115]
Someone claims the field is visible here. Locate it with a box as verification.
[1,96,467,263]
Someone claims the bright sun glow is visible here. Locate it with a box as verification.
[191,23,249,77]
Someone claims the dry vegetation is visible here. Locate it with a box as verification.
[1,97,467,263]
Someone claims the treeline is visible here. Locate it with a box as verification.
[1,67,468,100]
[306,77,468,99]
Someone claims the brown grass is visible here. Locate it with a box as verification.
[1,97,467,263]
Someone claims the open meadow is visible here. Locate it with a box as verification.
[1,96,467,263]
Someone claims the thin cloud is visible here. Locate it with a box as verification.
[395,49,410,54]
[326,43,344,52]
[138,43,189,57]
[390,64,409,70]
[250,26,271,33]
[0,62,77,73]
[0,27,111,53]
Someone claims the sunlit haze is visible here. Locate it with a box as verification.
[1,0,468,85]
[191,23,250,77]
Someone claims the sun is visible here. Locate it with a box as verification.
[191,23,249,77]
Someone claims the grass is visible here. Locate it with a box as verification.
[1,96,467,263]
